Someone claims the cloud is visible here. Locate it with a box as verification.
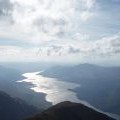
[83,0,96,8]
[42,32,120,56]
[0,0,119,64]
[33,16,68,41]
[0,0,97,44]
[0,45,40,61]
[0,32,120,62]
[94,33,120,56]
[80,11,94,21]
[68,46,81,54]
[0,0,13,16]
[0,0,14,25]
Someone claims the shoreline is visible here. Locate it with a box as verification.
[18,72,120,120]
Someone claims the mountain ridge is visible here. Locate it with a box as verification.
[0,91,38,120]
[25,101,115,120]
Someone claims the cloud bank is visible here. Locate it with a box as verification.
[0,0,120,64]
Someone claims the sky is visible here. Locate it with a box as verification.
[0,0,120,65]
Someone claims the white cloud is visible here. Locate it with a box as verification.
[83,0,96,9]
[80,11,95,21]
[94,33,120,56]
[0,0,96,44]
[34,32,120,58]
[0,32,120,62]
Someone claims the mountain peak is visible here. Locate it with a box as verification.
[25,101,115,120]
[76,63,99,67]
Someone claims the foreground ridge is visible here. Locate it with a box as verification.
[25,101,115,120]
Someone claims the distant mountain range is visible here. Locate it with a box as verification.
[41,64,120,115]
[25,101,115,120]
[41,63,120,83]
[0,91,38,120]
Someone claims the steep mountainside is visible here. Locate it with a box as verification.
[25,101,115,120]
[0,65,23,94]
[0,91,38,120]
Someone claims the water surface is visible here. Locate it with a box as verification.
[18,72,120,120]
[18,72,82,105]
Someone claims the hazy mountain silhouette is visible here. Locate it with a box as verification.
[41,64,120,82]
[25,101,115,120]
[0,65,22,92]
[0,91,38,120]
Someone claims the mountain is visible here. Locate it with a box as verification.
[0,65,23,93]
[0,65,22,82]
[25,101,115,120]
[0,91,38,120]
[41,63,120,82]
[0,62,53,72]
[41,64,120,115]
[0,65,51,109]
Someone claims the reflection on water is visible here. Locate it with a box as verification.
[18,72,82,105]
[18,72,120,120]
